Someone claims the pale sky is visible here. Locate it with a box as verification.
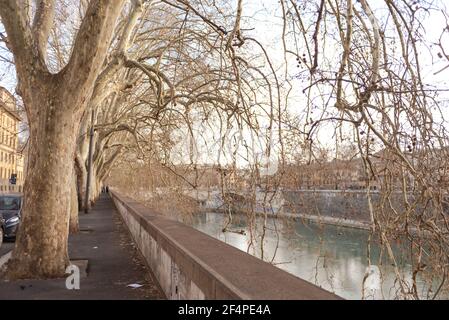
[2,0,449,168]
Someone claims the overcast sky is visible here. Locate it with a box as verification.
[2,0,449,168]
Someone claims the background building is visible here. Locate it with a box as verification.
[0,87,24,189]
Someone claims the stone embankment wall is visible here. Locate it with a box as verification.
[111,191,341,300]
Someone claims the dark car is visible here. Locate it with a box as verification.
[0,217,4,248]
[0,194,22,241]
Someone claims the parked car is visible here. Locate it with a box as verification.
[0,217,4,248]
[0,193,22,241]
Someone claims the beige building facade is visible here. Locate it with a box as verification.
[0,87,24,187]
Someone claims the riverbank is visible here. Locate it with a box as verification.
[205,207,372,231]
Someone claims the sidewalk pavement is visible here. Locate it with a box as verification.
[0,194,165,300]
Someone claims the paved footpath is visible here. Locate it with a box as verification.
[0,194,165,299]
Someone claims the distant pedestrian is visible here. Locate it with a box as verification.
[106,186,109,193]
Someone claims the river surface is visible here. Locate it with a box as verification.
[184,211,445,300]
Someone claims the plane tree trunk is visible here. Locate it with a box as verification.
[69,166,79,234]
[75,152,87,211]
[0,0,125,279]
[75,111,90,212]
[7,80,83,278]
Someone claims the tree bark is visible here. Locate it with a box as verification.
[7,85,81,278]
[75,152,87,211]
[69,167,79,234]
[0,0,126,279]
[88,165,100,206]
[75,111,90,211]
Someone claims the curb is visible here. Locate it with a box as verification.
[0,251,12,268]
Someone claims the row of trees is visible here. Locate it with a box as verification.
[1,0,449,299]
[0,0,278,279]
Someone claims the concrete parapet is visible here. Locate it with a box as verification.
[110,191,342,300]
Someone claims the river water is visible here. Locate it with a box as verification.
[185,211,444,300]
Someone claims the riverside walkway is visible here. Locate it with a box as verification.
[0,194,165,299]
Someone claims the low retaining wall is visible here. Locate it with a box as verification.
[282,190,387,222]
[110,191,341,300]
[222,190,406,224]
